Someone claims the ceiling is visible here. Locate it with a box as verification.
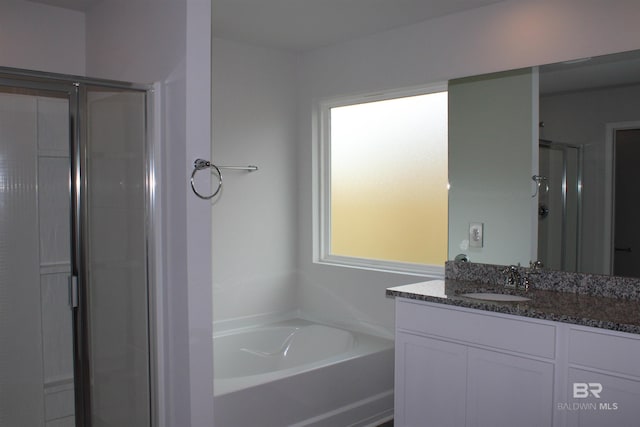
[212,0,504,52]
[27,0,505,52]
[25,0,640,91]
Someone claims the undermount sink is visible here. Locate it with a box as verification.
[460,292,531,302]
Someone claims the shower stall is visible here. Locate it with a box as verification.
[0,68,153,427]
[537,139,583,272]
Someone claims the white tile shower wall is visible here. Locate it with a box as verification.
[40,274,74,384]
[0,92,45,426]
[44,381,75,421]
[0,92,73,426]
[38,156,71,267]
[212,38,299,322]
[37,97,75,423]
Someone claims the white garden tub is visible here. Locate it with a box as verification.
[213,318,394,427]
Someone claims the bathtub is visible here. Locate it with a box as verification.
[213,318,394,427]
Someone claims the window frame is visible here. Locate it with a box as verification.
[313,83,448,277]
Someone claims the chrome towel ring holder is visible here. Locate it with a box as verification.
[190,158,258,200]
[191,159,222,200]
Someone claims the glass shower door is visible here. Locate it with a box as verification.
[537,143,581,272]
[0,73,152,427]
[77,85,151,426]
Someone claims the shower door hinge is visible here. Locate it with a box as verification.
[69,275,79,308]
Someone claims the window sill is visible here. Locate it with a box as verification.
[316,254,445,278]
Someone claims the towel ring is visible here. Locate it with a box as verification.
[191,159,223,200]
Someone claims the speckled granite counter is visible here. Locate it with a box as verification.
[387,278,640,335]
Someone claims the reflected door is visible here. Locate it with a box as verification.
[613,128,640,277]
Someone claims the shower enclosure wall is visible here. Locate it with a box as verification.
[0,69,153,427]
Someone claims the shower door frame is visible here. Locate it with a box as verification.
[0,66,157,427]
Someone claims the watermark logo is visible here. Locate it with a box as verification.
[556,402,619,411]
[573,382,603,398]
[556,383,619,412]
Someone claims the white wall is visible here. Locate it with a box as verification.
[86,1,212,426]
[296,0,640,337]
[0,0,85,75]
[211,38,298,324]
[540,84,640,274]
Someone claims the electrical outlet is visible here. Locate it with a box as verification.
[469,222,484,248]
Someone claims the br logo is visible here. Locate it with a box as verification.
[573,383,603,398]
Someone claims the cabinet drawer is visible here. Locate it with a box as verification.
[568,327,640,378]
[396,299,556,359]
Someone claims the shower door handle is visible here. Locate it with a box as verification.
[69,275,79,308]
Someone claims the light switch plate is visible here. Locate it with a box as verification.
[469,222,483,248]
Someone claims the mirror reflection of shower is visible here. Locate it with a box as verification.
[537,139,583,271]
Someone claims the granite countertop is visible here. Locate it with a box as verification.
[387,279,640,335]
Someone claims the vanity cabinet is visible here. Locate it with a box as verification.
[394,298,640,427]
[565,327,640,427]
[465,347,554,427]
[395,332,467,427]
[395,299,555,427]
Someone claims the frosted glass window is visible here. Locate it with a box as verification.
[328,91,448,267]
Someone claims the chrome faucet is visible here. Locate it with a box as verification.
[503,261,543,291]
[504,265,520,288]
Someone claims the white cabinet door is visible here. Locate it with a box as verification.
[566,368,640,427]
[566,327,640,427]
[395,332,467,427]
[466,347,555,427]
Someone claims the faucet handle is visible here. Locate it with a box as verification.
[529,260,544,273]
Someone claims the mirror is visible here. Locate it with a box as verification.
[448,49,640,277]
